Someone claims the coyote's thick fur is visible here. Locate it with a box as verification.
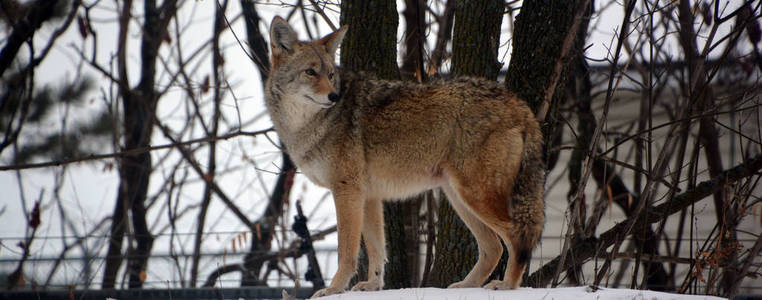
[265,17,545,298]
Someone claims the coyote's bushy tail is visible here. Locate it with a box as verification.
[510,123,546,267]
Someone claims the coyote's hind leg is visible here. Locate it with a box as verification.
[442,185,503,289]
[483,235,533,290]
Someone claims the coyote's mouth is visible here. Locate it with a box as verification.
[304,95,334,108]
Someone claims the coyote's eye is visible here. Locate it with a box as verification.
[305,68,317,76]
[328,72,334,80]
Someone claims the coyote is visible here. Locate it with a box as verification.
[265,16,545,298]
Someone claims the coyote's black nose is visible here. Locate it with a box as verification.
[328,92,340,102]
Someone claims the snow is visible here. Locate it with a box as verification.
[318,287,726,300]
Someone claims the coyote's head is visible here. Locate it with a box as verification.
[268,16,347,108]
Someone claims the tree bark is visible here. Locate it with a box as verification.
[428,194,478,288]
[427,0,503,288]
[340,0,399,80]
[505,0,579,170]
[450,0,503,80]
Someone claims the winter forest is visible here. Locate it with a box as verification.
[0,0,761,299]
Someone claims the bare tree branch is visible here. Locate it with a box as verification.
[0,129,273,171]
[529,154,762,287]
[0,0,60,77]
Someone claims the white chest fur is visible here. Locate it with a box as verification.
[295,156,331,188]
[278,92,323,134]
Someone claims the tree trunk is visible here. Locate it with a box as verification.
[102,0,138,288]
[124,0,165,288]
[450,0,503,80]
[426,0,456,76]
[340,0,410,288]
[428,194,478,288]
[340,0,399,80]
[102,0,176,288]
[505,0,578,170]
[401,0,426,82]
[241,154,296,286]
[240,0,270,82]
[427,0,503,288]
[237,1,300,287]
[399,0,427,287]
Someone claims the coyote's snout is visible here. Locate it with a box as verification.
[264,17,545,298]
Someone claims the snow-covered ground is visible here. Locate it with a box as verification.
[316,287,725,300]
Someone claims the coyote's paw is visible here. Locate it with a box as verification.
[483,280,516,290]
[351,279,383,291]
[447,280,481,289]
[311,287,344,298]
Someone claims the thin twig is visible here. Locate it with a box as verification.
[0,129,273,171]
[307,0,337,31]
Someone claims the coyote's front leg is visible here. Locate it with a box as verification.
[351,198,385,291]
[311,187,365,298]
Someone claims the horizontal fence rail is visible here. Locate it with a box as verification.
[0,287,315,300]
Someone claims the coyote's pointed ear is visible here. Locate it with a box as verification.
[318,25,348,56]
[270,16,299,57]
